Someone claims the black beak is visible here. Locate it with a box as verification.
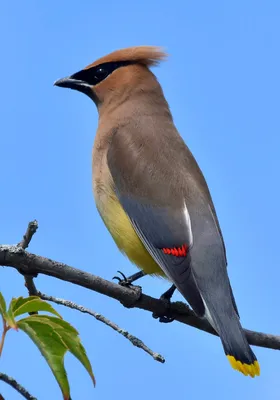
[54,77,79,89]
[54,74,92,96]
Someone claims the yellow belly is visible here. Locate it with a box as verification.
[95,183,164,276]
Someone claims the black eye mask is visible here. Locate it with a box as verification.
[71,60,134,86]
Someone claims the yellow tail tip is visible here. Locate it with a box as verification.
[227,355,260,377]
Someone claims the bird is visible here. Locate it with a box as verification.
[54,45,260,377]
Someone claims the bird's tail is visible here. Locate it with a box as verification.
[203,295,260,377]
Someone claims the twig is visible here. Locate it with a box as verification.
[17,221,39,298]
[1,243,280,351]
[23,276,38,297]
[39,293,165,363]
[0,373,37,400]
[17,221,38,250]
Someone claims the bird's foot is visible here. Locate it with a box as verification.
[112,270,145,287]
[152,284,177,323]
[112,270,143,308]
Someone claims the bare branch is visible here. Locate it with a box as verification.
[17,220,39,298]
[17,220,38,250]
[40,293,165,363]
[23,276,38,297]
[0,373,37,400]
[1,244,280,351]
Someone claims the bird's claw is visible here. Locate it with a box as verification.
[152,285,176,323]
[112,271,133,287]
[152,313,175,323]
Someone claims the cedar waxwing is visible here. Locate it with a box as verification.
[54,46,260,377]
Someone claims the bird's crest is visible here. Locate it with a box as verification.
[84,46,168,70]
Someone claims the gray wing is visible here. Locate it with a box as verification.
[107,123,238,317]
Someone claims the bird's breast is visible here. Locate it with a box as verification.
[92,153,163,276]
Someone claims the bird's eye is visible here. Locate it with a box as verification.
[94,67,109,82]
[71,61,132,87]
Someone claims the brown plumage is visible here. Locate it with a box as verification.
[54,46,260,377]
[84,46,168,69]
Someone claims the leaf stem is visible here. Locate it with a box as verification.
[0,317,9,357]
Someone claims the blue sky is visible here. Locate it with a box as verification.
[1,1,280,399]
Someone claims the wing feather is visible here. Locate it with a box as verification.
[106,124,237,317]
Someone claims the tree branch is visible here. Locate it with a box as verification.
[1,244,280,351]
[17,220,38,250]
[17,220,39,297]
[39,293,165,363]
[16,222,164,362]
[0,372,37,400]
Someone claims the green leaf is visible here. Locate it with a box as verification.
[35,315,79,335]
[6,298,18,329]
[11,296,27,313]
[18,317,70,400]
[0,293,6,319]
[12,297,62,319]
[36,316,95,386]
[18,315,95,398]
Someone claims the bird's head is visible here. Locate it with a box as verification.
[54,46,167,108]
